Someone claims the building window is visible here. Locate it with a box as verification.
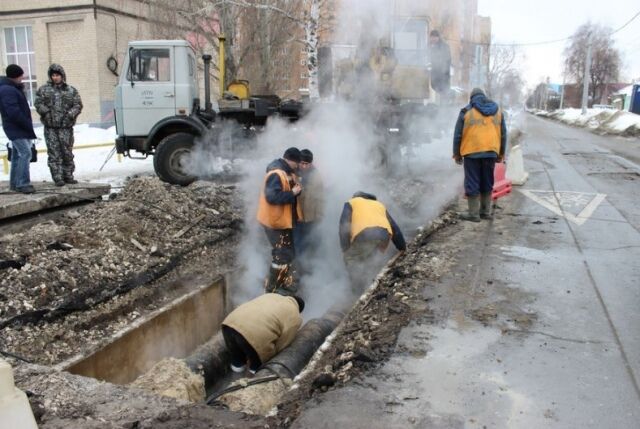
[3,26,37,106]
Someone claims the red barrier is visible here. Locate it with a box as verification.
[492,162,512,200]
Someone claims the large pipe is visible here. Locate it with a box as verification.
[258,311,344,379]
[202,54,213,112]
[184,332,230,389]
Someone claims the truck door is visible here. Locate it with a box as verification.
[118,47,176,136]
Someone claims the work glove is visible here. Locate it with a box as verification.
[453,154,462,165]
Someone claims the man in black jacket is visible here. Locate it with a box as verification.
[0,64,37,194]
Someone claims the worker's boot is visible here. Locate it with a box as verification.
[264,263,299,295]
[460,196,481,222]
[480,193,493,220]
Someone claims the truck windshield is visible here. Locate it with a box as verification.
[128,48,171,82]
[393,18,428,67]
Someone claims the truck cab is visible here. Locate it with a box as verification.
[115,39,304,185]
[115,40,198,142]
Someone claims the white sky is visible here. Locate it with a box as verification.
[478,0,640,88]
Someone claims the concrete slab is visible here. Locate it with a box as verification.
[0,181,110,220]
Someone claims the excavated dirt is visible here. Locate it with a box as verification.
[131,358,205,402]
[1,170,459,427]
[0,177,242,365]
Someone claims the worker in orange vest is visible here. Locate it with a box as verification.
[257,147,303,294]
[453,88,507,221]
[339,191,406,293]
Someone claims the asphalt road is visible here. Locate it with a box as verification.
[292,113,640,428]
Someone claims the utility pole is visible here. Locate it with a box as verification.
[581,33,593,115]
[559,68,566,110]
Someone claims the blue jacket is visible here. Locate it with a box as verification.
[453,94,506,159]
[0,77,37,140]
[264,158,297,205]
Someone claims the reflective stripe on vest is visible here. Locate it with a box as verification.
[256,169,302,229]
[460,108,502,156]
[349,197,392,242]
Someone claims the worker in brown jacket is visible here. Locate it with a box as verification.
[294,149,324,267]
[221,293,304,373]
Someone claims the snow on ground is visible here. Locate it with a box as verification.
[532,108,640,137]
[0,124,155,189]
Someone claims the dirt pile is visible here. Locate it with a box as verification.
[218,376,293,415]
[131,357,205,402]
[0,177,242,364]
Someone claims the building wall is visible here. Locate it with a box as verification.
[0,0,156,126]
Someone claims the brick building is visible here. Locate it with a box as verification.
[0,1,158,126]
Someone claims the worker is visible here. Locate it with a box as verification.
[452,87,507,222]
[339,191,406,292]
[429,30,451,98]
[293,149,324,266]
[256,147,303,294]
[221,293,304,374]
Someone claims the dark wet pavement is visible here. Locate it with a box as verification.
[291,113,640,428]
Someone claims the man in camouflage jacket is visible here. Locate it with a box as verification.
[34,64,83,185]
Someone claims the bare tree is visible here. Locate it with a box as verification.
[564,23,621,105]
[485,43,524,106]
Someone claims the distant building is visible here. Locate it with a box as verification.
[0,1,164,126]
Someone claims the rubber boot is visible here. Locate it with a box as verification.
[460,196,481,222]
[264,264,283,293]
[480,193,493,220]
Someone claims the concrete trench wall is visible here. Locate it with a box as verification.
[60,276,228,385]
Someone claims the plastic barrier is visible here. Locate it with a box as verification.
[506,144,529,185]
[0,359,38,429]
[492,162,512,200]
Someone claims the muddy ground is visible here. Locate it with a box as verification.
[0,177,242,365]
[2,172,457,427]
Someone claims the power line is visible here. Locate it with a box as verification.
[445,8,640,48]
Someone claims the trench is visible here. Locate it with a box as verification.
[61,276,228,386]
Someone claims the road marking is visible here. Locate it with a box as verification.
[520,190,607,226]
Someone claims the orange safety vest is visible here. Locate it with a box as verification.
[256,169,303,229]
[349,197,392,242]
[460,108,502,156]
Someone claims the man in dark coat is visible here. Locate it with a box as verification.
[0,64,37,194]
[34,63,83,186]
[453,88,507,221]
[429,30,451,97]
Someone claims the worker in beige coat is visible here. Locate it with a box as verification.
[221,293,304,373]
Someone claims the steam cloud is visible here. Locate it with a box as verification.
[189,0,465,318]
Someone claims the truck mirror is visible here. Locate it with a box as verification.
[129,47,135,87]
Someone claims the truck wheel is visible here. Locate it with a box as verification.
[154,132,197,186]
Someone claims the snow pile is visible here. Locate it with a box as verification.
[535,108,640,136]
[1,124,154,188]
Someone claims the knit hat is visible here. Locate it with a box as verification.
[300,149,313,163]
[430,30,440,38]
[293,296,305,313]
[283,147,302,163]
[470,87,485,98]
[6,64,24,79]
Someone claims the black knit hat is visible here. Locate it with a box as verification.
[430,30,440,38]
[283,147,302,163]
[293,296,305,313]
[300,149,313,163]
[6,64,24,79]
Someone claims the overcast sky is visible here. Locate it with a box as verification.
[477,0,640,88]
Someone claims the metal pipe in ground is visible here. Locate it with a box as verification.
[211,311,344,415]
